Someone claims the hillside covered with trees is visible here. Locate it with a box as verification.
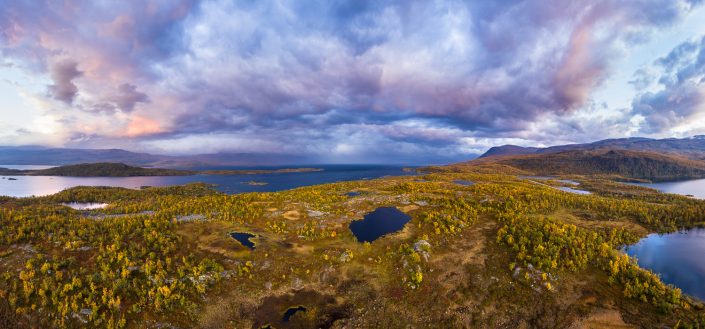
[447,149,705,182]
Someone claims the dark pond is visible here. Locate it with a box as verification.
[282,306,307,322]
[0,164,416,198]
[349,207,411,243]
[230,232,256,250]
[453,180,474,186]
[346,191,361,197]
[624,228,705,301]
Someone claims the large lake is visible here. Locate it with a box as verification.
[626,178,705,301]
[624,228,705,301]
[0,165,414,198]
[636,178,705,199]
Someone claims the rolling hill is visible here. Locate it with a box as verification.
[479,136,705,160]
[460,149,705,182]
[0,163,194,177]
[0,146,314,167]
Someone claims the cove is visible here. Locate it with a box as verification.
[624,228,705,300]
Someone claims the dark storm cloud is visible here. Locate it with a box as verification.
[162,0,699,136]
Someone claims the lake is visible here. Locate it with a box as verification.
[636,178,705,199]
[624,228,705,301]
[0,165,415,198]
[349,207,411,243]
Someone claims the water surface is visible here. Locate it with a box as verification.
[282,306,306,322]
[61,202,109,210]
[0,165,56,170]
[624,228,705,300]
[556,186,591,195]
[230,232,256,250]
[636,179,705,199]
[349,207,411,243]
[0,165,414,198]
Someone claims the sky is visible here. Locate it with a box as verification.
[1,0,705,164]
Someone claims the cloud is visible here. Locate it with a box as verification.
[112,83,149,112]
[47,59,82,104]
[632,35,705,133]
[0,0,703,161]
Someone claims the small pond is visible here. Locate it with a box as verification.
[230,232,256,250]
[346,191,361,197]
[624,228,705,301]
[453,180,474,186]
[61,202,109,210]
[282,306,307,322]
[349,207,411,243]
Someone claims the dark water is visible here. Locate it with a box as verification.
[346,191,361,197]
[636,178,705,199]
[282,306,306,322]
[230,232,256,250]
[624,228,705,300]
[0,165,415,198]
[349,207,411,243]
[453,180,474,186]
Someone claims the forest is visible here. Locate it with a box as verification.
[448,149,705,182]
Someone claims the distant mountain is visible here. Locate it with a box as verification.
[0,146,314,168]
[13,163,194,177]
[490,149,705,182]
[478,136,705,160]
[480,145,540,158]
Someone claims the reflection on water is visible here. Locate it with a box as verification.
[636,178,705,199]
[556,186,591,195]
[0,165,56,170]
[0,165,414,198]
[61,202,109,210]
[624,228,705,301]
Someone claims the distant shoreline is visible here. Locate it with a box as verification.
[0,163,324,177]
